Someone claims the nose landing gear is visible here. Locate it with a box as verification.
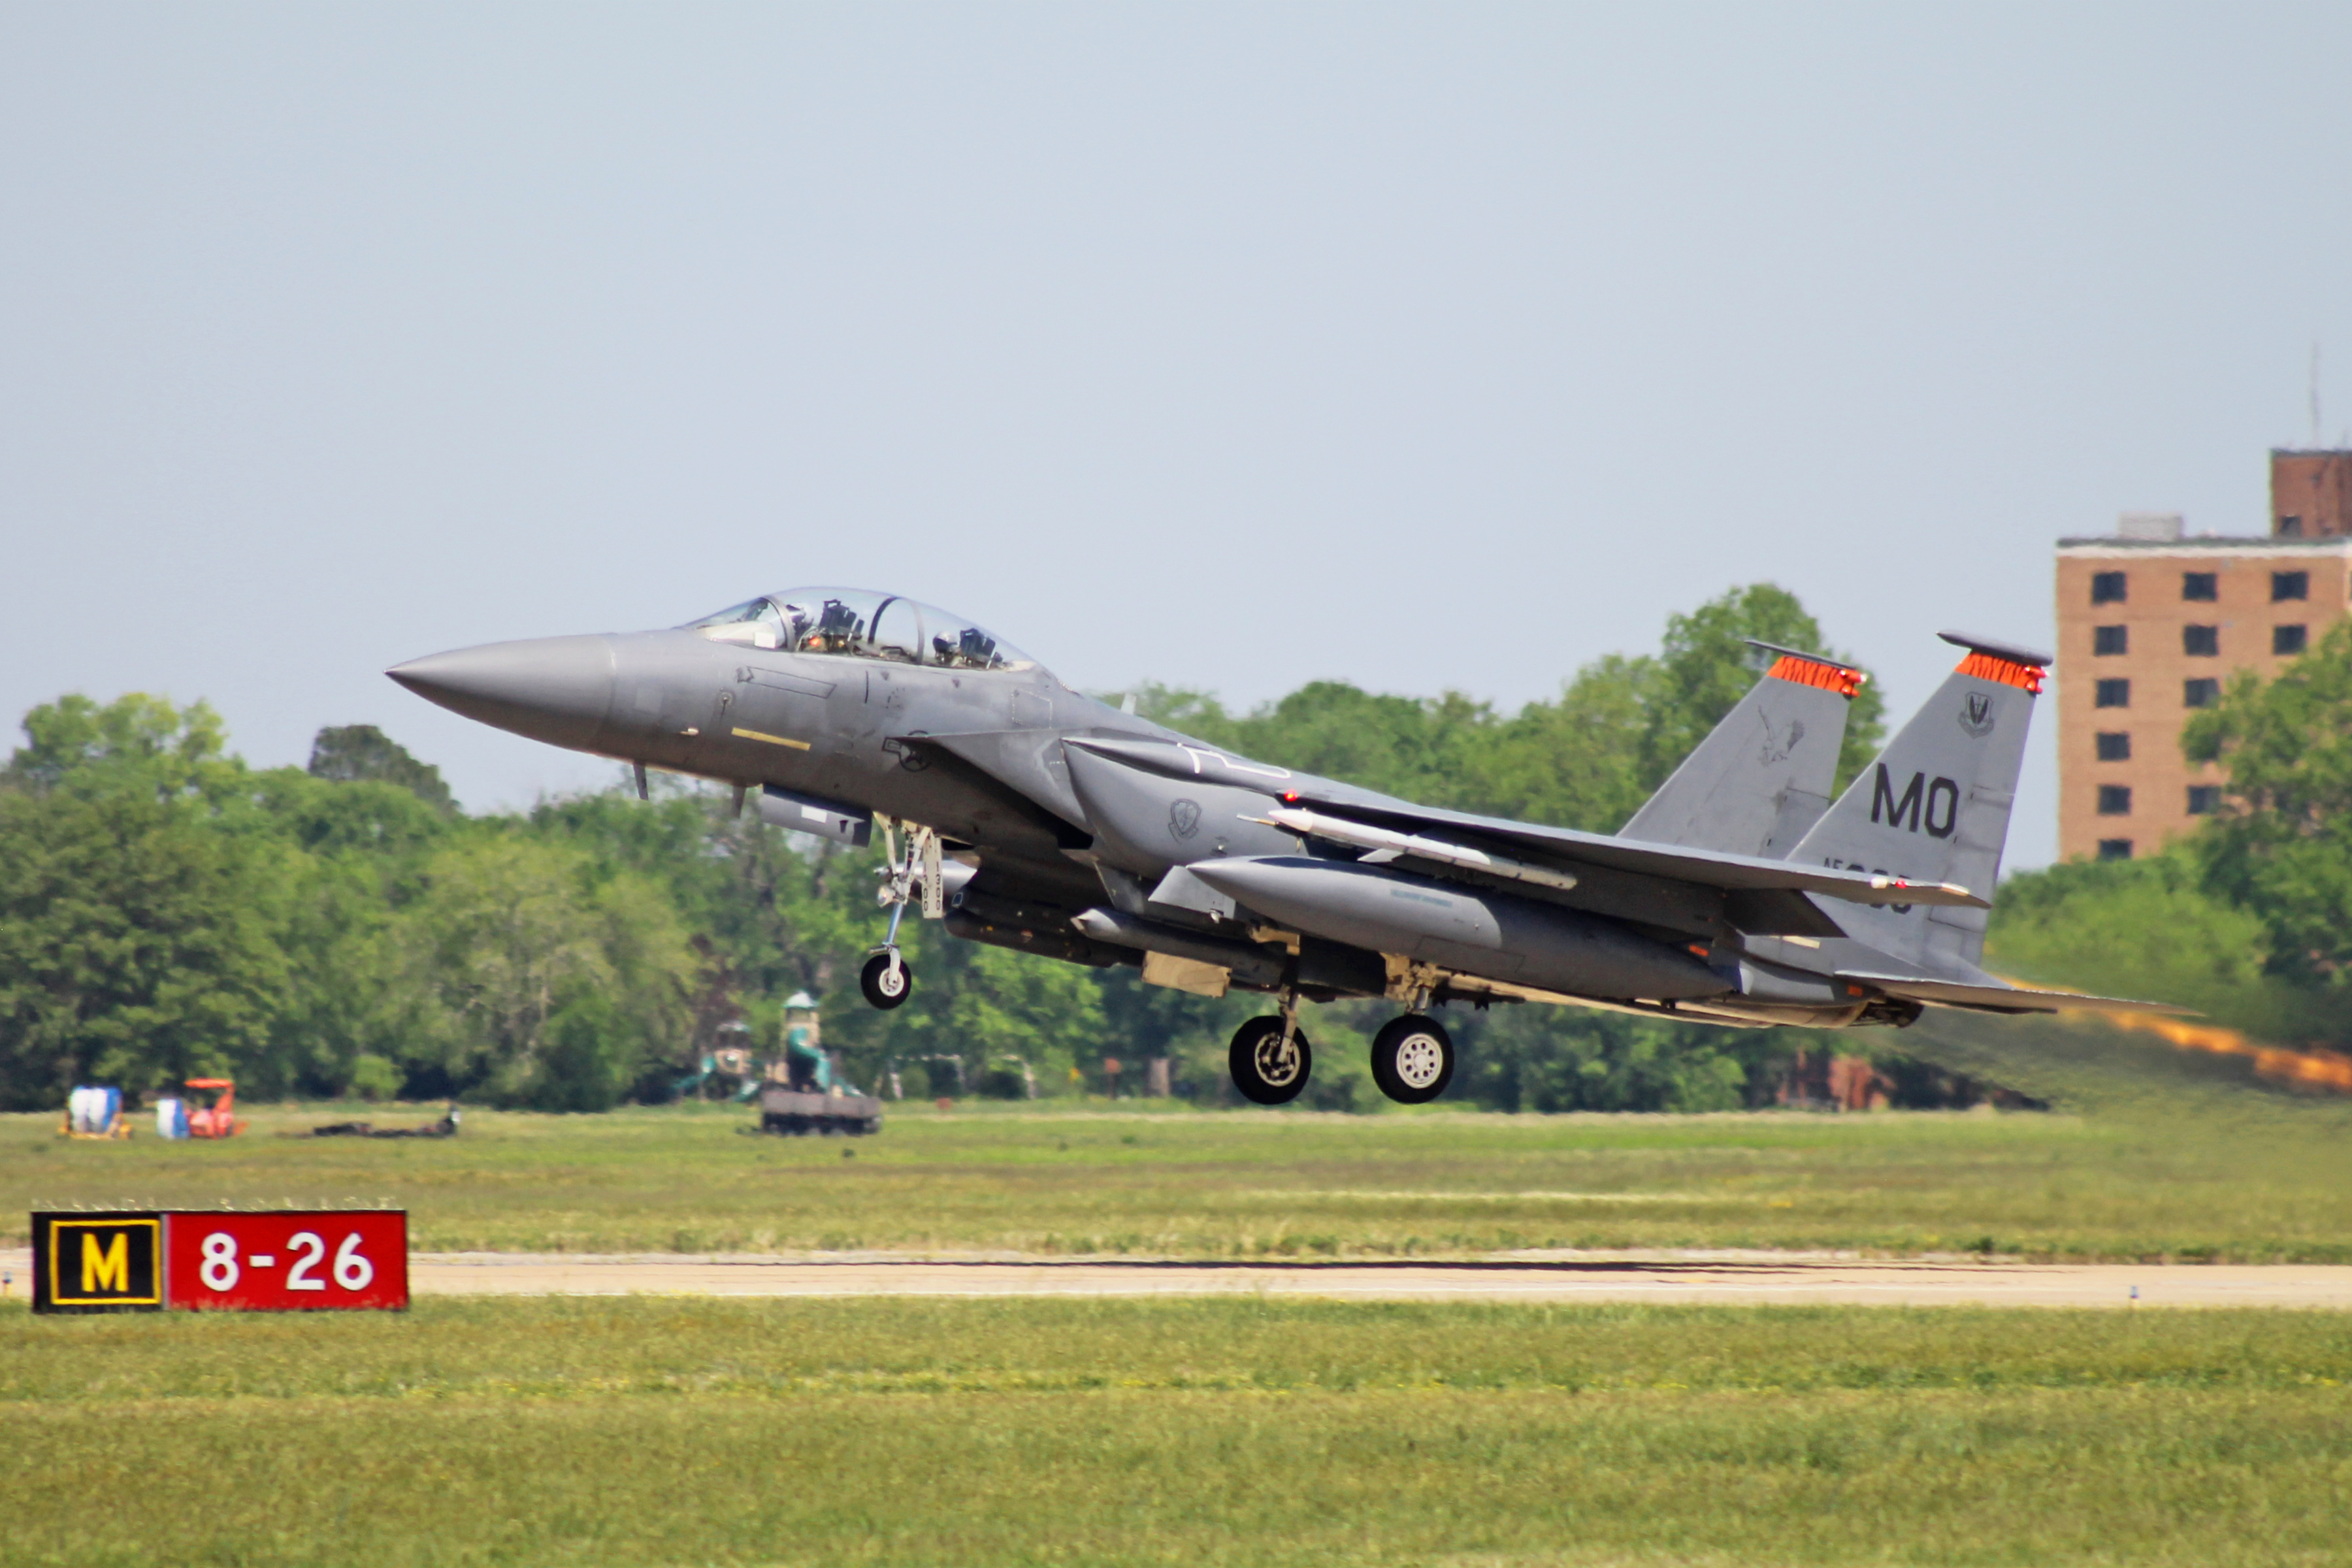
[862,817,944,1011]
[1228,988,1312,1105]
[860,946,913,1009]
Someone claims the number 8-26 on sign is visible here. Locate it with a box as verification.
[163,1211,408,1311]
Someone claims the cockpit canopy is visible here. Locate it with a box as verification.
[687,589,1041,674]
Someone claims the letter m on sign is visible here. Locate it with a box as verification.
[82,1232,128,1294]
[1870,764,1925,832]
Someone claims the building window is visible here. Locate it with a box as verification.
[2097,838,2134,860]
[2097,785,2132,816]
[2187,785,2223,815]
[2095,732,2131,761]
[2091,571,2127,604]
[2095,679,2131,708]
[2275,624,2308,656]
[2093,625,2128,655]
[2183,625,2219,656]
[2183,572,2218,602]
[2184,678,2220,708]
[2273,570,2309,602]
[2279,515,2304,538]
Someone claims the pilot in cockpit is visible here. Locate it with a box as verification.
[934,626,999,668]
[808,598,865,653]
[689,590,1041,675]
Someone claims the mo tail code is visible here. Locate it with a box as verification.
[1872,765,1960,838]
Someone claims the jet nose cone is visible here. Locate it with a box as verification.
[387,635,617,753]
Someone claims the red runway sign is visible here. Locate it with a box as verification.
[164,1211,408,1311]
[31,1211,407,1313]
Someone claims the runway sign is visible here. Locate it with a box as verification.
[163,1211,409,1311]
[31,1211,408,1313]
[33,1213,162,1313]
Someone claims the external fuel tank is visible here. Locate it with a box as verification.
[1184,857,1730,1003]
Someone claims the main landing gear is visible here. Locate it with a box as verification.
[1224,1002,1458,1106]
[1369,1014,1454,1103]
[1228,996,1313,1105]
[861,818,944,1011]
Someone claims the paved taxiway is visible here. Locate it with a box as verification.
[10,1248,2348,1307]
[402,1252,2352,1308]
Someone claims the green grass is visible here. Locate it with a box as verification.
[10,1090,2352,1262]
[7,1296,2350,1565]
[10,1011,2351,1262]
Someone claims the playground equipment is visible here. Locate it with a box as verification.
[757,992,883,1135]
[673,1021,764,1102]
[60,1086,131,1140]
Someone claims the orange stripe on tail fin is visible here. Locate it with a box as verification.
[1767,654,1866,699]
[1955,651,2046,694]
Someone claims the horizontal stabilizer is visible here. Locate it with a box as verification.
[1839,972,2191,1017]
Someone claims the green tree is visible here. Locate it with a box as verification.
[395,836,697,1109]
[1465,653,1659,829]
[307,724,457,815]
[1984,851,2310,1037]
[2183,619,2352,992]
[1451,1004,1754,1113]
[908,941,1109,1092]
[0,787,289,1109]
[230,769,454,1098]
[5,692,239,800]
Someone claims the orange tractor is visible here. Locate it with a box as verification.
[181,1079,246,1139]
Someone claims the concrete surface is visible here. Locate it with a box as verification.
[10,1247,2350,1308]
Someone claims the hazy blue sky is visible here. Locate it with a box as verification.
[7,5,2350,868]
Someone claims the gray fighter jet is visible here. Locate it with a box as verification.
[389,589,2168,1106]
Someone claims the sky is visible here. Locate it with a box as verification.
[5,4,2351,870]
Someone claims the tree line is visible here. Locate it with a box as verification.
[3,583,2048,1116]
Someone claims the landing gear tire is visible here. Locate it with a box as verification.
[1229,1016,1313,1105]
[1371,1015,1454,1104]
[860,951,913,1011]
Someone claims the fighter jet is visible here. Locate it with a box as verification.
[389,588,2168,1107]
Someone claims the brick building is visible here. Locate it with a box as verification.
[2053,450,2352,862]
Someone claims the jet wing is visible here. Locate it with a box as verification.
[1838,972,2191,1016]
[1282,792,1987,911]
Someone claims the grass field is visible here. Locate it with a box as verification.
[7,1296,2350,1566]
[11,1014,2352,1565]
[10,1066,2352,1262]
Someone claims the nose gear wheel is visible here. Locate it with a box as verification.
[860,815,941,1011]
[860,949,913,1010]
[1371,1014,1454,1103]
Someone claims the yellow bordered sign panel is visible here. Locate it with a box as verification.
[33,1212,162,1313]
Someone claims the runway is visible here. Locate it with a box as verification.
[9,1246,2348,1308]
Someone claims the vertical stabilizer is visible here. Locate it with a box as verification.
[1787,632,2048,973]
[1620,644,1861,858]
